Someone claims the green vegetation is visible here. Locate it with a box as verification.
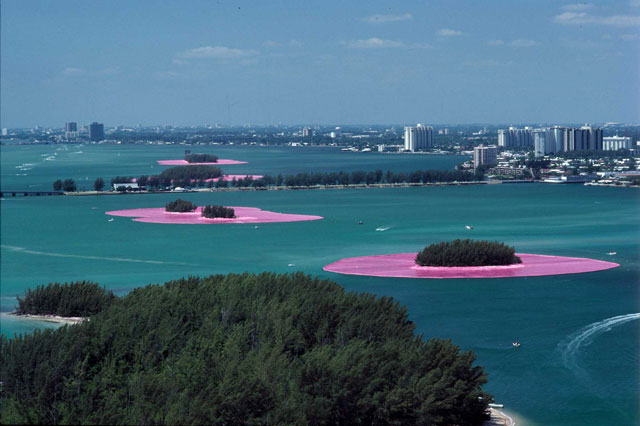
[1,273,491,425]
[416,239,522,267]
[202,205,235,218]
[62,179,76,192]
[185,153,218,163]
[93,177,105,192]
[160,165,223,181]
[15,281,116,317]
[165,199,197,212]
[52,179,62,191]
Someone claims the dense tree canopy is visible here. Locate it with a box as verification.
[416,239,522,267]
[202,205,235,219]
[1,273,491,425]
[159,165,223,182]
[94,177,105,192]
[185,153,218,163]
[62,179,76,192]
[165,199,197,212]
[52,179,62,191]
[15,281,116,317]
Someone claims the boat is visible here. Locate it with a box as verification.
[357,220,364,225]
[287,263,295,267]
[512,341,520,348]
[254,226,259,229]
[376,227,389,232]
[108,218,114,222]
[488,403,504,408]
[465,225,473,230]
[607,251,616,256]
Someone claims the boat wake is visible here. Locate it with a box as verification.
[375,226,391,232]
[0,245,198,266]
[558,313,640,378]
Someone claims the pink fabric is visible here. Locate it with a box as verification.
[106,206,323,224]
[323,253,619,279]
[157,159,247,165]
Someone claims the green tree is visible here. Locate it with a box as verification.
[93,177,105,192]
[62,179,77,192]
[53,179,63,191]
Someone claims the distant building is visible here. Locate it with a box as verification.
[497,127,534,148]
[65,122,78,139]
[533,128,563,157]
[88,122,105,141]
[1,128,7,136]
[112,182,139,191]
[403,124,433,151]
[564,126,602,151]
[603,136,631,151]
[302,127,313,137]
[473,145,497,168]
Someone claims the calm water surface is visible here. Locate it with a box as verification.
[1,145,638,425]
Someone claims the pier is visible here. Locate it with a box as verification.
[0,191,64,197]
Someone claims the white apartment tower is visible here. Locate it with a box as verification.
[473,145,497,168]
[403,124,433,151]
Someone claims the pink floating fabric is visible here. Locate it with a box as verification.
[106,206,323,224]
[323,253,619,279]
[157,159,247,165]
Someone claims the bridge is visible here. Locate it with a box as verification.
[0,191,64,197]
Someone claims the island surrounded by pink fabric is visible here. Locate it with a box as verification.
[323,253,619,279]
[106,206,323,224]
[157,159,247,165]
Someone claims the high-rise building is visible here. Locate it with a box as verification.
[88,122,104,141]
[564,126,602,151]
[1,128,7,136]
[497,127,534,148]
[403,124,433,151]
[603,136,632,151]
[302,127,313,137]
[65,122,78,139]
[473,145,497,168]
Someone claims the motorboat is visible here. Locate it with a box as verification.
[465,225,473,230]
[607,251,616,256]
[512,341,520,348]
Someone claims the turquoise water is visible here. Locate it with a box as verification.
[1,145,639,425]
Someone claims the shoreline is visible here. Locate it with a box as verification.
[485,408,516,426]
[5,312,86,325]
[62,181,489,196]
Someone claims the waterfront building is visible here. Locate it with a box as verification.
[1,128,7,136]
[534,128,563,157]
[564,126,602,151]
[65,122,78,139]
[497,127,534,148]
[88,122,105,141]
[603,136,632,151]
[473,144,497,168]
[403,124,433,151]
[302,127,313,137]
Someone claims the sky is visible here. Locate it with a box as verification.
[1,0,639,127]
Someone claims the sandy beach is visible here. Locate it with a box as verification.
[6,312,86,325]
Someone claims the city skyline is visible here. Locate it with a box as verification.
[2,0,639,127]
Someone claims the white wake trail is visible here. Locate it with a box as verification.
[559,313,640,375]
[1,245,198,266]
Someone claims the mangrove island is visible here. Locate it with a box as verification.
[165,199,197,212]
[415,239,522,267]
[202,205,235,218]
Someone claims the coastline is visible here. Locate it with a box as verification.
[5,312,86,325]
[485,408,517,426]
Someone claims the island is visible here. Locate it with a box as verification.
[185,153,218,163]
[165,199,197,212]
[415,239,522,267]
[0,273,491,425]
[9,281,116,324]
[106,206,323,224]
[202,204,235,218]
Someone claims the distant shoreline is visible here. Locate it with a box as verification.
[5,312,86,325]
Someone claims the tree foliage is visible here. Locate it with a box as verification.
[416,239,522,267]
[53,179,62,191]
[62,179,76,192]
[1,273,491,425]
[94,177,105,192]
[15,281,116,317]
[111,176,135,186]
[202,205,235,219]
[185,153,218,163]
[165,199,197,212]
[159,165,223,182]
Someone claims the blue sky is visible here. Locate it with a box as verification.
[2,0,639,127]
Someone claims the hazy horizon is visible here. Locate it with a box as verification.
[2,0,639,127]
